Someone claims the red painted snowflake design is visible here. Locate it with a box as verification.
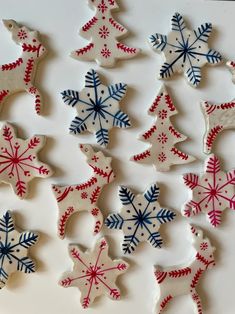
[17,29,27,40]
[183,154,235,227]
[81,192,88,199]
[98,0,108,13]
[101,47,111,58]
[91,208,99,216]
[59,238,128,308]
[99,26,110,39]
[28,86,37,94]
[0,123,52,199]
[158,109,168,119]
[158,152,167,162]
[92,155,99,162]
[200,242,208,251]
[157,132,168,144]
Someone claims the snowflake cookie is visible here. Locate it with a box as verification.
[131,85,195,171]
[0,211,39,289]
[0,123,52,199]
[155,224,215,314]
[59,237,128,309]
[52,144,115,239]
[105,184,176,254]
[61,69,131,147]
[149,12,222,87]
[201,100,235,154]
[183,154,235,227]
[71,0,140,67]
[0,20,47,115]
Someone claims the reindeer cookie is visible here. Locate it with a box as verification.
[154,225,216,314]
[0,20,46,115]
[201,98,235,154]
[52,144,115,239]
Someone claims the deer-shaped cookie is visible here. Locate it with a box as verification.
[201,100,235,154]
[154,225,216,314]
[0,20,47,115]
[52,144,115,239]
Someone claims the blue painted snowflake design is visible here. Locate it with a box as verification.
[0,211,38,289]
[105,184,176,254]
[149,12,222,87]
[61,69,131,147]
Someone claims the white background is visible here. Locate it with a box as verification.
[0,0,235,313]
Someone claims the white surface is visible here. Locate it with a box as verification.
[0,0,235,313]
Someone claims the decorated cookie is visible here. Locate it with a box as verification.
[71,0,140,67]
[59,237,128,308]
[0,20,47,115]
[149,12,222,87]
[227,60,235,83]
[105,184,176,254]
[0,211,39,289]
[201,100,235,154]
[183,154,235,227]
[52,144,115,239]
[131,85,195,171]
[0,123,52,199]
[61,69,131,147]
[154,225,215,314]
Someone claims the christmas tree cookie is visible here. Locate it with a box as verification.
[131,85,195,171]
[71,0,140,67]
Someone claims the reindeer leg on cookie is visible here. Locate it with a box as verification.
[90,207,103,235]
[57,205,76,239]
[0,90,10,112]
[26,84,42,115]
[156,294,174,314]
[191,290,203,314]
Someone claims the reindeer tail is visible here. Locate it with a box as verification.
[154,266,167,284]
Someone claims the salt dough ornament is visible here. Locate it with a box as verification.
[0,211,39,289]
[71,0,140,67]
[0,123,53,199]
[52,144,115,239]
[59,237,128,308]
[131,85,195,171]
[105,184,176,254]
[154,225,216,314]
[201,100,235,154]
[182,154,235,227]
[149,12,222,87]
[226,60,235,83]
[0,20,47,115]
[61,69,131,147]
